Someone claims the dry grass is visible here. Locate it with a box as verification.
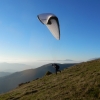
[0,59,100,100]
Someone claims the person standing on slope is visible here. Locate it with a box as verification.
[52,64,61,74]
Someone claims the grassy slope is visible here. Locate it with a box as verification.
[0,60,100,100]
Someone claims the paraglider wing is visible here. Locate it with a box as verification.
[37,13,60,40]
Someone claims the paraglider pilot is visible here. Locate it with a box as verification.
[52,64,61,74]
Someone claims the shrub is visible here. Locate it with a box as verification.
[45,71,52,75]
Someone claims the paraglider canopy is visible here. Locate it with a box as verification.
[37,13,60,40]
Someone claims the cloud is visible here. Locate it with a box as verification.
[38,59,74,62]
[59,59,74,61]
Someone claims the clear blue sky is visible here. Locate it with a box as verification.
[0,0,100,64]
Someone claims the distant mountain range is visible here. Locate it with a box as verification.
[0,63,76,94]
[0,63,32,72]
[0,72,11,77]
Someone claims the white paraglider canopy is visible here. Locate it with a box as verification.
[37,13,60,40]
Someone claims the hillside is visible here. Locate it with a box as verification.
[0,63,75,94]
[0,60,100,100]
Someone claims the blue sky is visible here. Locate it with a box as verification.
[0,0,100,64]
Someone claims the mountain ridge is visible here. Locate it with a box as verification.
[0,72,11,77]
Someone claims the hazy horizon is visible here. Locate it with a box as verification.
[0,57,100,72]
[0,59,83,72]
